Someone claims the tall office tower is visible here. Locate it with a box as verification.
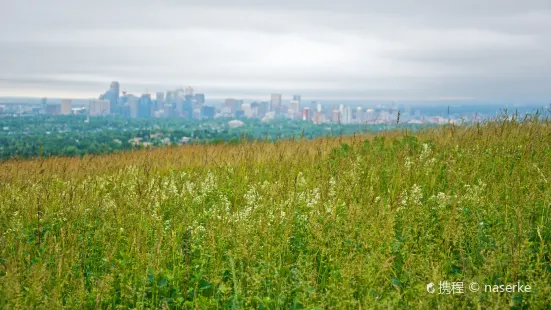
[60,99,72,115]
[365,108,375,122]
[110,81,120,95]
[89,99,111,116]
[109,81,120,113]
[156,92,165,108]
[45,104,61,115]
[250,102,260,117]
[41,98,47,112]
[316,103,322,113]
[355,107,364,123]
[293,94,302,103]
[271,93,282,113]
[259,101,270,117]
[201,106,215,119]
[343,106,352,124]
[309,100,317,112]
[183,86,194,111]
[302,107,312,122]
[194,93,205,106]
[242,103,253,118]
[313,112,320,124]
[289,100,300,117]
[332,110,341,124]
[138,94,153,118]
[128,96,139,118]
[224,98,238,115]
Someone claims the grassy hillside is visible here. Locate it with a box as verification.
[0,115,550,309]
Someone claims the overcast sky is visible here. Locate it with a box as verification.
[1,0,550,101]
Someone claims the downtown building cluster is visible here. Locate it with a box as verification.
[33,81,474,125]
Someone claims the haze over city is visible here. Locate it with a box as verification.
[1,0,550,100]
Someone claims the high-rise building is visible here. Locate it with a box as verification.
[365,108,375,122]
[242,103,253,118]
[332,110,341,124]
[271,93,282,113]
[250,102,260,118]
[41,98,47,112]
[343,106,352,124]
[165,91,175,106]
[289,100,300,118]
[355,107,364,123]
[156,92,165,109]
[99,81,120,114]
[195,93,205,106]
[201,106,215,119]
[89,99,110,116]
[309,101,317,112]
[302,107,312,122]
[293,94,302,102]
[61,99,72,115]
[138,94,153,118]
[224,98,239,115]
[109,81,120,113]
[45,104,61,115]
[128,96,139,118]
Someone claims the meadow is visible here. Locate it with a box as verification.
[0,114,550,309]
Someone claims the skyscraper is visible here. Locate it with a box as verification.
[224,98,239,115]
[293,94,302,102]
[343,106,352,124]
[259,101,270,117]
[194,93,205,106]
[302,107,312,122]
[109,81,120,113]
[156,92,165,108]
[128,96,139,118]
[201,106,215,119]
[289,100,300,118]
[138,94,153,118]
[271,93,282,114]
[89,99,110,116]
[99,81,120,114]
[332,110,341,124]
[60,99,72,115]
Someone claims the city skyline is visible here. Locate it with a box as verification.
[1,0,551,100]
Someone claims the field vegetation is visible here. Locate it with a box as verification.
[0,112,550,308]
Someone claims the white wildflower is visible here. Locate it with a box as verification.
[296,172,306,187]
[420,143,432,160]
[404,157,412,170]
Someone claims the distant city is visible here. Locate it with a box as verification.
[1,81,548,125]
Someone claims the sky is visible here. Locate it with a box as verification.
[0,0,550,101]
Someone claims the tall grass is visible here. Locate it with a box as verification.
[0,114,550,308]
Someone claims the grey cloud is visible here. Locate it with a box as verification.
[0,0,550,100]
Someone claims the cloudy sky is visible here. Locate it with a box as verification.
[1,0,550,101]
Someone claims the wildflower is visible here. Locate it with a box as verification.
[410,184,423,205]
[328,177,337,199]
[404,157,412,170]
[296,172,306,188]
[420,143,432,160]
[307,188,320,209]
[244,185,259,208]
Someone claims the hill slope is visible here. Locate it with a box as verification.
[1,117,550,308]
